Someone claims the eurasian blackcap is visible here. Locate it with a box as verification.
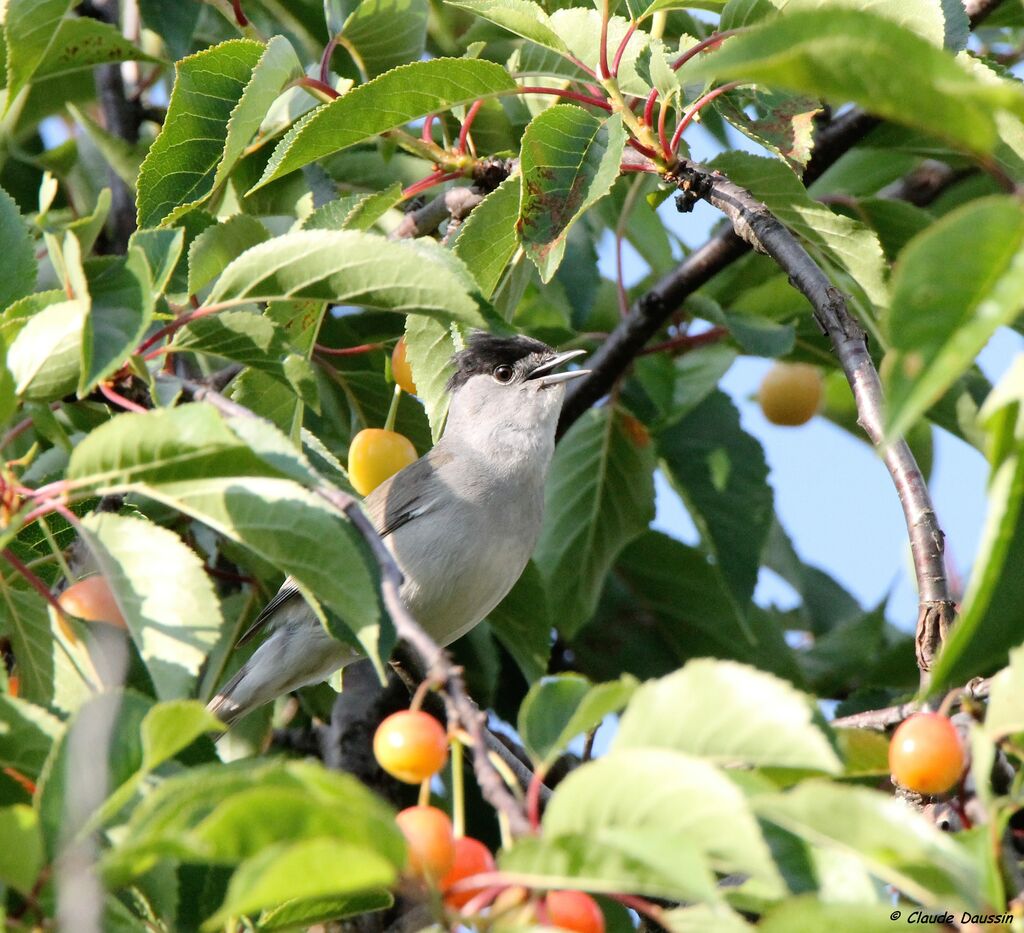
[209,333,587,724]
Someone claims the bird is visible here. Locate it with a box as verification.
[208,332,588,725]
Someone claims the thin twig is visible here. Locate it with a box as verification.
[832,677,991,730]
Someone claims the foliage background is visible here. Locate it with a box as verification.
[1,0,1024,930]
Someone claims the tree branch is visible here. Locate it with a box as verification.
[84,0,139,254]
[664,158,955,686]
[832,677,991,730]
[183,380,532,836]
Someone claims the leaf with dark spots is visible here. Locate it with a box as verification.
[517,106,625,282]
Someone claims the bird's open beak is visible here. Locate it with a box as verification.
[526,349,590,388]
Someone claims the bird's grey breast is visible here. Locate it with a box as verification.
[369,442,546,646]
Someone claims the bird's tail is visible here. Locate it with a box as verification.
[207,625,357,727]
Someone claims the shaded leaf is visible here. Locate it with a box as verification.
[658,389,773,611]
[0,184,37,311]
[518,674,636,767]
[534,408,655,636]
[79,513,223,701]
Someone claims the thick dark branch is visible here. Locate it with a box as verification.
[183,381,532,835]
[84,0,139,254]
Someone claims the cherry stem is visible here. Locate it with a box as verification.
[138,304,226,357]
[383,384,402,433]
[295,76,339,100]
[421,113,436,144]
[2,548,65,615]
[319,35,340,86]
[459,885,507,916]
[457,100,484,156]
[657,97,671,159]
[97,383,147,414]
[231,0,249,27]
[516,86,612,111]
[613,894,671,927]
[314,342,382,356]
[611,22,637,78]
[620,161,658,173]
[671,29,739,72]
[598,0,611,79]
[643,88,658,127]
[669,81,741,154]
[401,170,463,202]
[526,768,545,831]
[0,417,34,453]
[639,326,728,356]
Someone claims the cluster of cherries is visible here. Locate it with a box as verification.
[373,709,605,933]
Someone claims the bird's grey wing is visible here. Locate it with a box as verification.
[236,579,303,646]
[364,447,452,538]
[234,448,453,647]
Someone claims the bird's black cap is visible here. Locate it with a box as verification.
[446,333,553,392]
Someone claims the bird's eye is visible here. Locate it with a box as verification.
[493,364,514,384]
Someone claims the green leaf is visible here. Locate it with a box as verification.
[7,297,87,402]
[773,0,964,49]
[139,477,384,664]
[985,645,1024,740]
[613,660,841,773]
[534,408,655,636]
[0,694,62,778]
[173,310,315,394]
[444,0,569,53]
[688,9,1024,155]
[500,832,718,903]
[257,891,393,931]
[4,0,74,104]
[658,389,772,612]
[929,359,1024,687]
[884,197,1024,440]
[543,749,784,893]
[67,404,289,487]
[205,838,396,929]
[753,781,982,906]
[453,175,522,299]
[252,58,517,190]
[518,674,636,768]
[613,532,803,684]
[141,701,224,770]
[31,16,160,83]
[518,106,625,282]
[0,185,38,311]
[340,0,428,78]
[138,0,200,61]
[0,586,93,715]
[402,316,459,441]
[486,560,551,683]
[208,230,489,327]
[186,215,270,294]
[79,250,156,395]
[79,513,223,701]
[758,899,928,933]
[708,151,887,318]
[0,805,43,894]
[136,37,302,227]
[301,188,402,233]
[129,228,186,297]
